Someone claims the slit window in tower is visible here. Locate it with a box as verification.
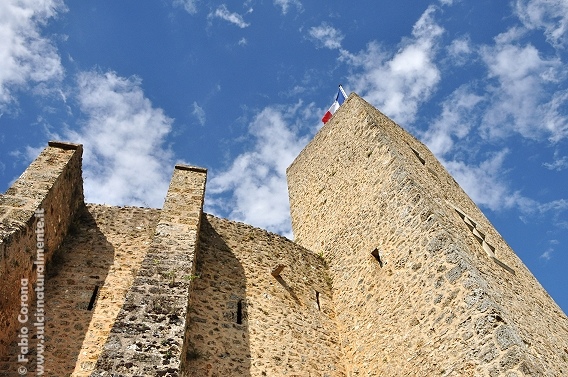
[371,248,383,267]
[87,285,100,311]
[237,300,243,324]
[316,291,321,311]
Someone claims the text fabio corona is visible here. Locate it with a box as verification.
[17,208,46,376]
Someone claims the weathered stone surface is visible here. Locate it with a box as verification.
[287,94,568,376]
[0,204,160,376]
[1,95,567,376]
[89,166,207,377]
[0,141,83,363]
[182,215,344,376]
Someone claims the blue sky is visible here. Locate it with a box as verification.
[1,1,567,313]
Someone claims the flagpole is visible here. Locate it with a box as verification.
[338,84,347,98]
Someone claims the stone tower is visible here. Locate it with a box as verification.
[0,94,567,376]
[287,93,568,375]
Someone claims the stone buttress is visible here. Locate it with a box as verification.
[90,165,207,376]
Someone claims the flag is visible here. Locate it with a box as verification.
[322,85,348,124]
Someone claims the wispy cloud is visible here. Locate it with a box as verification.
[65,70,174,208]
[342,5,444,125]
[192,101,206,126]
[422,85,484,156]
[274,0,302,15]
[308,22,344,50]
[514,0,568,48]
[446,36,474,66]
[173,0,198,15]
[443,149,537,213]
[538,198,568,214]
[543,151,568,171]
[540,248,553,261]
[540,239,563,261]
[206,102,317,236]
[210,4,251,28]
[0,0,65,110]
[415,5,568,218]
[419,80,538,217]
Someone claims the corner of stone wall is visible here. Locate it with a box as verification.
[0,141,84,356]
[91,165,207,376]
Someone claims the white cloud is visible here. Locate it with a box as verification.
[415,13,568,219]
[210,4,250,28]
[206,102,316,236]
[537,200,568,233]
[443,149,537,213]
[274,0,302,15]
[25,145,45,162]
[192,101,206,126]
[515,0,568,48]
[541,90,568,143]
[422,85,484,156]
[446,36,474,66]
[65,71,174,208]
[342,6,444,125]
[173,0,198,14]
[0,0,65,109]
[479,38,568,142]
[543,151,568,171]
[441,150,567,227]
[308,22,344,50]
[540,248,553,260]
[538,199,568,213]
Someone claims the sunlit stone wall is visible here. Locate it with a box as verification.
[0,142,83,366]
[287,94,568,376]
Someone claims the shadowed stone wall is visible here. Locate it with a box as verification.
[287,94,568,376]
[2,204,161,376]
[43,204,158,376]
[183,214,344,377]
[0,141,83,364]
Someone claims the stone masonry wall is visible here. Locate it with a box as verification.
[48,204,158,376]
[0,204,160,376]
[0,141,83,362]
[91,165,206,377]
[287,94,568,376]
[183,214,344,377]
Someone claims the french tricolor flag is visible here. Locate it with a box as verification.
[322,85,348,124]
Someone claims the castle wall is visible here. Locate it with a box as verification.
[0,141,83,360]
[183,214,344,377]
[91,165,207,376]
[287,94,568,376]
[39,204,158,376]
